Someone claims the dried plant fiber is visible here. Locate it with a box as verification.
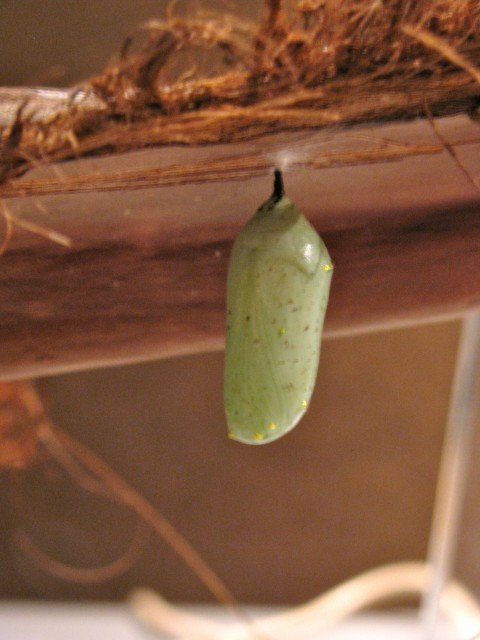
[1,0,480,183]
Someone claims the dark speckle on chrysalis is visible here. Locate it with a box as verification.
[224,170,333,444]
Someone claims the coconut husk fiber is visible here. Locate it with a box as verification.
[1,0,480,185]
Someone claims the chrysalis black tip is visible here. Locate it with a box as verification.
[272,169,285,203]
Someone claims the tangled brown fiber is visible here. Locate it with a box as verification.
[1,0,480,183]
[0,381,243,612]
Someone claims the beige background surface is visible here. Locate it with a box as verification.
[0,321,462,602]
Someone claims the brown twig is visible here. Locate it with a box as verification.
[424,101,480,196]
[0,200,72,254]
[402,25,480,86]
[0,203,13,256]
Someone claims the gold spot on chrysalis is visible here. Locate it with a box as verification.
[254,432,264,441]
[228,431,236,440]
[300,399,308,409]
[268,422,277,430]
[278,326,286,336]
[322,263,333,272]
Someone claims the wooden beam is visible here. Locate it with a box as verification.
[1,116,480,379]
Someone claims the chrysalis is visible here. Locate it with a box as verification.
[224,170,333,444]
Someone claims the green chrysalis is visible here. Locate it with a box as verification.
[224,170,333,444]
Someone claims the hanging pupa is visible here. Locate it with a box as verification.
[224,170,333,444]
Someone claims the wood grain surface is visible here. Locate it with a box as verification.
[1,116,480,379]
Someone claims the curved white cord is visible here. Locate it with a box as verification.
[130,588,226,639]
[130,561,480,639]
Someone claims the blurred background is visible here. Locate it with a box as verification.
[0,0,473,607]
